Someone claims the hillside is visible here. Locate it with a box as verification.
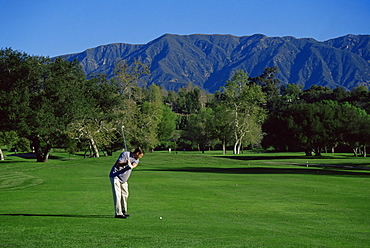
[60,34,370,92]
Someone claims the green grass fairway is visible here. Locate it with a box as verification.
[1,151,369,247]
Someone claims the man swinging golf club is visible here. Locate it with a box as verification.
[109,147,144,219]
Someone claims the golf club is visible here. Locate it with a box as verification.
[121,125,128,151]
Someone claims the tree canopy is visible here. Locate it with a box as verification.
[1,48,370,160]
[0,49,92,161]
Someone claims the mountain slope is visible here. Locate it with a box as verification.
[60,34,370,92]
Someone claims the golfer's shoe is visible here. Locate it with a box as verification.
[124,214,130,217]
[114,215,128,219]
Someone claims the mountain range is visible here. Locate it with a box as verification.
[60,33,370,92]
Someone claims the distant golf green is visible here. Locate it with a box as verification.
[1,150,369,247]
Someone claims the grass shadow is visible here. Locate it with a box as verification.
[0,160,31,164]
[218,155,301,161]
[217,155,370,169]
[144,166,370,177]
[6,153,64,160]
[217,154,364,161]
[0,213,112,219]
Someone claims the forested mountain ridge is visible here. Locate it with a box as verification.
[60,34,370,92]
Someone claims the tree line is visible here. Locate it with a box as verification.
[1,48,369,161]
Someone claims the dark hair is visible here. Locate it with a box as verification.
[133,147,144,154]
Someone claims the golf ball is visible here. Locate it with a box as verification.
[159,217,162,219]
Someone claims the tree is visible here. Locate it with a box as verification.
[330,87,350,102]
[251,66,280,105]
[186,107,215,153]
[301,85,333,103]
[210,103,234,155]
[263,100,370,156]
[66,74,122,157]
[280,83,303,103]
[262,109,293,152]
[164,90,178,112]
[337,102,370,156]
[219,70,267,154]
[0,131,24,160]
[349,86,370,114]
[0,130,30,155]
[126,84,164,151]
[177,86,202,115]
[0,49,91,162]
[158,104,178,149]
[357,115,370,157]
[112,59,150,96]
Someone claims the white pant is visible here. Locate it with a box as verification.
[110,177,129,216]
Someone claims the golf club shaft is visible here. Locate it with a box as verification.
[121,126,128,151]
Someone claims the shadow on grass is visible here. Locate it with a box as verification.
[217,155,370,169]
[0,213,112,219]
[218,155,302,161]
[6,153,64,160]
[143,166,370,177]
[0,160,31,164]
[217,154,363,161]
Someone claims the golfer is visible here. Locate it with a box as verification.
[109,147,144,218]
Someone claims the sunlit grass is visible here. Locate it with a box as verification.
[1,150,369,247]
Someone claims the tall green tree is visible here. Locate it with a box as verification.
[288,103,338,156]
[301,85,333,103]
[280,83,303,103]
[66,74,121,157]
[210,103,234,154]
[219,70,267,154]
[0,48,91,162]
[337,102,370,156]
[158,104,178,149]
[127,84,164,151]
[112,59,150,96]
[186,107,215,153]
[251,66,280,105]
[0,131,27,160]
[263,100,370,156]
[177,86,201,115]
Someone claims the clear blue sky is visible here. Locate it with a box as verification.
[1,0,369,57]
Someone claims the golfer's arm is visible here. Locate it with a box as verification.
[116,161,128,167]
[116,161,137,169]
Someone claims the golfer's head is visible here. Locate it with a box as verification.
[133,147,144,159]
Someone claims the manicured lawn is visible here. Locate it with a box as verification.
[0,150,369,247]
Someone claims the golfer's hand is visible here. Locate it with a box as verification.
[131,163,138,169]
[127,160,132,168]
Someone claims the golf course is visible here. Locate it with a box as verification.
[1,150,369,247]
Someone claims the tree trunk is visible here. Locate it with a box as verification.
[237,142,242,155]
[363,146,367,157]
[0,148,4,160]
[305,149,312,156]
[233,141,238,154]
[352,147,358,157]
[234,139,242,154]
[43,147,51,162]
[198,143,205,153]
[33,138,52,162]
[90,137,100,157]
[222,139,226,155]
